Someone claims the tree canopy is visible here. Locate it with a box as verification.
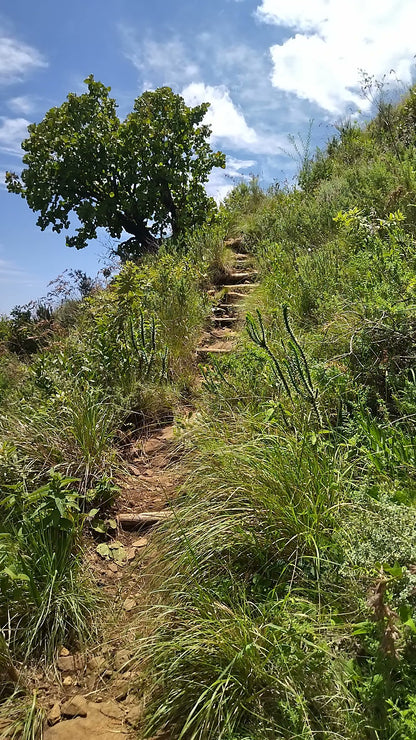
[6,76,226,259]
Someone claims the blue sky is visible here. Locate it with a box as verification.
[0,0,415,313]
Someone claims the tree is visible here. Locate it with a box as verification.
[6,77,226,259]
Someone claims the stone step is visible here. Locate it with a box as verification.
[215,303,239,313]
[222,282,260,291]
[212,316,238,325]
[233,258,251,266]
[225,271,258,284]
[222,292,248,302]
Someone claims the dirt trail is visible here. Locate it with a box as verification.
[41,247,257,739]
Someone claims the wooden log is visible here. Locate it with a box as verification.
[117,511,172,529]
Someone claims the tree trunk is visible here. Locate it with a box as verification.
[120,216,159,256]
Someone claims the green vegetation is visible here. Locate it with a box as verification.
[136,86,416,740]
[6,78,225,257]
[2,80,416,739]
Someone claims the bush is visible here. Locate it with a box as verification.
[0,472,96,661]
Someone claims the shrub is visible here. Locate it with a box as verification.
[0,472,96,661]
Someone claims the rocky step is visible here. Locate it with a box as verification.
[222,282,260,291]
[233,259,253,269]
[224,271,258,284]
[221,291,249,303]
[201,328,237,340]
[212,316,238,325]
[214,303,239,314]
[232,252,250,260]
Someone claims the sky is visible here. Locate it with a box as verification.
[0,0,415,313]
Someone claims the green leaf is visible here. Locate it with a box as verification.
[96,543,111,559]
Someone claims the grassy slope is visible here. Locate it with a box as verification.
[136,89,416,739]
[0,246,224,732]
[1,86,416,738]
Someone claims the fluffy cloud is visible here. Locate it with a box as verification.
[0,117,29,154]
[256,0,416,113]
[0,35,46,84]
[181,82,284,153]
[182,82,257,147]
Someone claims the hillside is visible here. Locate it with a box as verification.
[1,85,416,739]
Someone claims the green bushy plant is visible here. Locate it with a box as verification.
[0,472,96,661]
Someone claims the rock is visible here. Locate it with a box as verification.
[159,426,174,441]
[57,653,84,672]
[62,676,73,686]
[61,695,88,718]
[125,547,137,561]
[44,700,129,739]
[85,674,96,691]
[126,705,142,727]
[225,237,244,249]
[132,537,148,548]
[123,597,136,612]
[87,655,106,673]
[143,438,163,455]
[114,649,130,672]
[113,680,129,701]
[47,703,61,726]
[98,700,124,720]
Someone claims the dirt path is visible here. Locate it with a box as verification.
[40,248,257,739]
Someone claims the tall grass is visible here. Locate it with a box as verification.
[143,591,360,740]
[2,386,121,492]
[136,417,363,739]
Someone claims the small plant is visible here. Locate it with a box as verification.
[0,472,97,661]
[246,307,322,424]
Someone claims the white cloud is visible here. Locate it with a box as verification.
[182,82,257,147]
[256,0,416,113]
[181,82,285,153]
[0,117,29,155]
[207,156,257,202]
[0,35,46,84]
[119,27,200,88]
[8,95,35,115]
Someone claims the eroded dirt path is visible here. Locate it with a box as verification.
[41,248,258,739]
